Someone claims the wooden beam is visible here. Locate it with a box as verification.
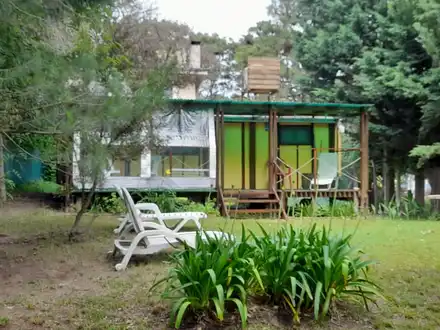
[360,111,369,212]
[215,106,220,194]
[268,107,274,192]
[220,108,225,192]
[241,122,245,189]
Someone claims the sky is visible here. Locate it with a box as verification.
[153,0,270,40]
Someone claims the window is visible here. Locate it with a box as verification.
[278,125,312,145]
[151,147,209,177]
[111,157,141,177]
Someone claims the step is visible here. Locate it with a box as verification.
[237,199,279,204]
[223,191,271,198]
[229,208,280,214]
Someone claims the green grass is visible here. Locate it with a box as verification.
[1,208,440,329]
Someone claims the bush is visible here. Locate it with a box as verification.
[138,191,219,216]
[152,229,255,328]
[294,200,356,217]
[92,192,125,214]
[373,193,440,220]
[153,224,381,328]
[16,180,62,194]
[250,224,380,322]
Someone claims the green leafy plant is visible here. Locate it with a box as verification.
[374,194,436,220]
[5,177,15,200]
[138,191,220,215]
[16,180,62,194]
[138,190,179,213]
[153,224,381,327]
[182,198,220,216]
[92,192,125,214]
[152,228,257,329]
[248,224,381,322]
[294,200,356,217]
[0,316,9,327]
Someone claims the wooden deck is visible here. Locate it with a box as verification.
[222,189,360,199]
[287,189,359,198]
[219,189,360,218]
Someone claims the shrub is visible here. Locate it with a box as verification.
[249,224,380,321]
[16,180,62,194]
[294,200,356,217]
[152,228,258,328]
[139,191,220,216]
[374,194,440,220]
[154,224,381,328]
[92,192,125,214]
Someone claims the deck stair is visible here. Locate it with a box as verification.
[221,189,287,218]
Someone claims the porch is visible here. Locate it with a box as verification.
[172,98,371,218]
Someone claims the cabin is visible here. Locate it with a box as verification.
[168,99,370,218]
[71,42,371,217]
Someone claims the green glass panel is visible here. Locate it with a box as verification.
[279,125,312,145]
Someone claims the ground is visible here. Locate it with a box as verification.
[1,202,440,329]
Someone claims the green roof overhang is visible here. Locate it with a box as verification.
[167,98,372,117]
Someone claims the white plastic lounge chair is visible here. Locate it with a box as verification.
[112,187,227,271]
[112,185,207,235]
[309,152,338,190]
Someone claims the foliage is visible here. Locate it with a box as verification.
[0,316,9,327]
[250,224,380,322]
[293,200,357,218]
[91,190,220,215]
[182,198,219,216]
[153,224,381,328]
[410,143,440,168]
[152,230,252,328]
[138,191,219,215]
[16,180,62,194]
[5,177,15,200]
[372,193,440,220]
[91,192,125,214]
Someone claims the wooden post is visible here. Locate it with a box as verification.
[268,107,273,192]
[215,106,220,197]
[313,147,318,213]
[360,111,369,212]
[0,132,6,207]
[274,110,278,192]
[220,108,225,192]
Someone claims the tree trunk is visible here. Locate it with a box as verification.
[382,150,388,203]
[69,178,98,238]
[383,159,395,203]
[414,169,425,206]
[426,168,440,211]
[0,133,6,207]
[395,167,401,206]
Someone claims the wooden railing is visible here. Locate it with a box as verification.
[275,148,362,191]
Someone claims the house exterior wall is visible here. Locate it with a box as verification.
[71,42,215,191]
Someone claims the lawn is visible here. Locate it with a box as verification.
[1,204,440,329]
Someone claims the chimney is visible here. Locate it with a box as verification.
[190,40,201,69]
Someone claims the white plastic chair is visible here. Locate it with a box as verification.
[113,185,207,235]
[112,187,227,271]
[309,152,338,190]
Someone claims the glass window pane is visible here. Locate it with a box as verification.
[151,147,209,177]
[279,125,312,145]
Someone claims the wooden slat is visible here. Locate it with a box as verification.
[229,209,279,214]
[248,66,280,71]
[238,199,279,203]
[248,73,280,79]
[248,58,280,66]
[248,83,280,87]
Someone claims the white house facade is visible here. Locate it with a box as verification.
[72,41,217,191]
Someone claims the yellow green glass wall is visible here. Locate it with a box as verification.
[223,123,242,189]
[254,123,269,189]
